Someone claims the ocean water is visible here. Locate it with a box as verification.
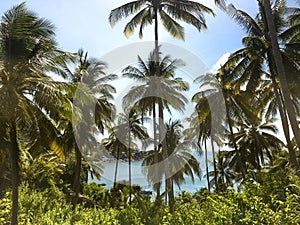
[90,151,213,195]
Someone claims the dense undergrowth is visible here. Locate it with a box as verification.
[1,169,300,225]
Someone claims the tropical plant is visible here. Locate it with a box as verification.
[109,0,214,41]
[122,48,189,199]
[208,151,236,192]
[233,117,284,171]
[60,48,117,206]
[20,152,64,189]
[187,105,213,192]
[143,120,201,212]
[192,72,250,179]
[115,110,149,205]
[222,0,300,168]
[109,1,214,199]
[0,3,73,224]
[263,0,300,152]
[102,124,128,187]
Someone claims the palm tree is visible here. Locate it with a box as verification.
[188,106,213,192]
[192,72,250,178]
[102,125,128,187]
[116,110,149,205]
[109,1,213,200]
[122,48,189,198]
[263,0,300,152]
[224,1,300,168]
[61,49,117,206]
[109,0,214,59]
[143,120,201,212]
[208,151,236,192]
[234,117,284,170]
[0,3,73,224]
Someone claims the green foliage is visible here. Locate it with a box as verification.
[1,169,300,224]
[0,184,119,225]
[21,152,65,190]
[82,182,108,207]
[117,207,142,225]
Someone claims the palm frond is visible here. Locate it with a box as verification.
[109,0,148,27]
[227,4,262,36]
[159,9,184,40]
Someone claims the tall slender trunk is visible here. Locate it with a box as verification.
[153,102,161,198]
[128,128,132,205]
[153,6,162,199]
[113,148,120,187]
[204,140,210,192]
[159,99,174,211]
[225,97,245,178]
[262,3,299,169]
[264,0,300,152]
[169,179,174,212]
[218,147,226,190]
[211,138,218,191]
[154,7,159,68]
[73,144,82,208]
[10,124,19,225]
[8,32,19,225]
[269,63,299,168]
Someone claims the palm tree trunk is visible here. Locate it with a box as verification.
[154,7,159,68]
[159,99,174,211]
[153,102,161,198]
[153,6,161,199]
[73,144,82,208]
[263,0,300,152]
[278,91,299,167]
[113,148,120,187]
[269,68,299,168]
[262,5,299,169]
[128,129,132,205]
[169,179,175,212]
[225,101,245,178]
[211,138,218,191]
[204,140,210,192]
[10,124,19,225]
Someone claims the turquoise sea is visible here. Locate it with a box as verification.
[90,151,213,195]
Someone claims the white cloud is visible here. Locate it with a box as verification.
[210,52,230,73]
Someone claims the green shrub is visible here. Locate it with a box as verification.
[2,169,300,225]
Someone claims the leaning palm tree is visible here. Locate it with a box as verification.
[218,0,300,165]
[262,0,300,151]
[0,3,73,224]
[61,49,117,206]
[223,1,300,167]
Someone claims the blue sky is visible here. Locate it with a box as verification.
[0,0,262,69]
[1,1,297,69]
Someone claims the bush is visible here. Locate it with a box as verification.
[1,168,300,225]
